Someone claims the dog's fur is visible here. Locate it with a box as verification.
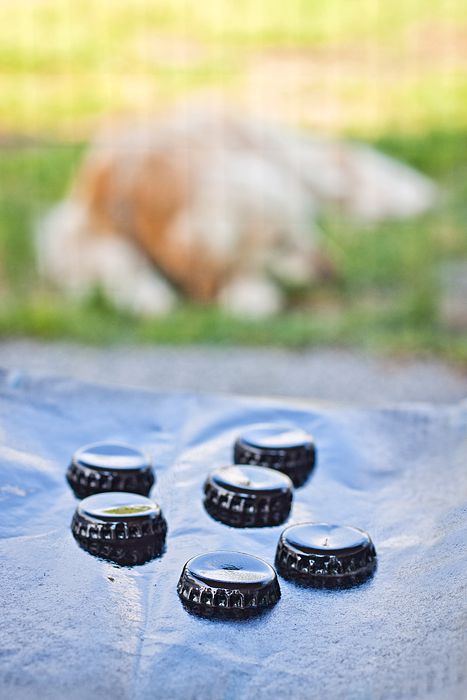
[37,110,437,317]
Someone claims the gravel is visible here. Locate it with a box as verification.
[0,340,466,404]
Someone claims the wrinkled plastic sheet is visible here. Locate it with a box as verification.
[0,370,466,700]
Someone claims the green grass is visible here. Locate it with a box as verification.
[1,283,466,362]
[0,0,466,360]
[0,0,466,136]
[0,131,466,361]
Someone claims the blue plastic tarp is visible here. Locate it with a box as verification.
[0,371,466,700]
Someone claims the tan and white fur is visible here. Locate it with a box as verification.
[37,110,437,317]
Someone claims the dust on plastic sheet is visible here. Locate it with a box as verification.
[0,370,466,700]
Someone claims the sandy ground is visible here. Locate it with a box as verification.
[0,340,465,404]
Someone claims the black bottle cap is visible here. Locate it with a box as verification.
[177,551,281,617]
[233,424,316,487]
[203,465,293,527]
[71,492,167,566]
[67,442,155,498]
[275,522,377,588]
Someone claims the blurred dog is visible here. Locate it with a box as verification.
[37,110,437,317]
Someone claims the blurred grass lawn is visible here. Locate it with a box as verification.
[0,0,466,360]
